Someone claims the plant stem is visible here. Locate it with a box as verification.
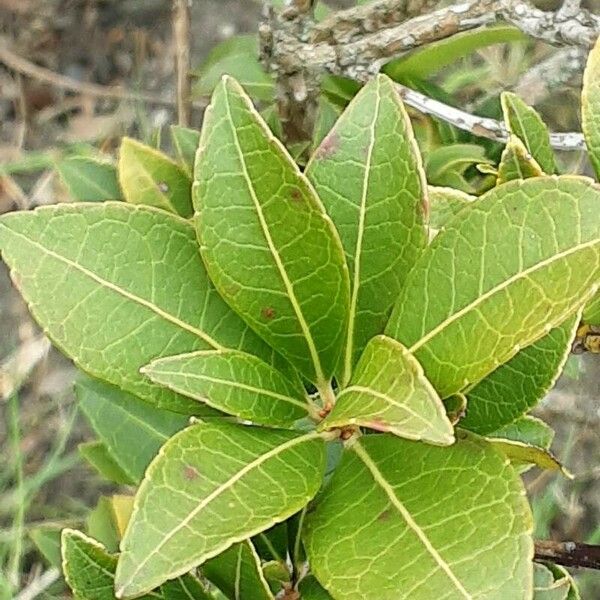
[535,539,600,570]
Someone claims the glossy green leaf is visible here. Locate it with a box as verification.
[142,350,311,427]
[193,35,274,102]
[544,564,580,600]
[115,421,326,597]
[194,76,350,387]
[460,313,578,434]
[61,529,210,600]
[79,441,135,485]
[534,563,570,600]
[497,135,544,185]
[118,137,193,217]
[203,540,274,600]
[582,37,600,180]
[0,203,274,414]
[57,156,121,202]
[384,25,525,81]
[321,336,454,445]
[170,125,200,176]
[427,186,476,233]
[305,433,532,599]
[29,524,63,567]
[305,75,427,384]
[76,377,189,483]
[583,292,600,325]
[386,177,600,398]
[501,92,556,174]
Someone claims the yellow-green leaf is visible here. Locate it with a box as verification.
[321,336,454,445]
[582,36,600,180]
[142,350,312,427]
[115,422,325,597]
[305,74,427,385]
[304,433,533,599]
[386,177,600,398]
[497,135,544,185]
[194,76,349,387]
[119,137,193,217]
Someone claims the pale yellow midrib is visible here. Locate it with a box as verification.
[147,368,308,411]
[342,81,381,387]
[234,543,243,600]
[353,441,473,599]
[117,431,320,592]
[222,85,326,384]
[3,227,223,350]
[409,238,600,353]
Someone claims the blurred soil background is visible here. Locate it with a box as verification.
[0,0,599,598]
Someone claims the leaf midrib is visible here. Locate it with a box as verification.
[342,77,382,387]
[408,238,600,353]
[0,226,223,350]
[144,367,308,412]
[352,441,472,599]
[117,430,321,595]
[222,82,326,385]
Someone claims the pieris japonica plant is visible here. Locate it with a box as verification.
[3,37,600,600]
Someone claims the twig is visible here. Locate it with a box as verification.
[535,540,600,570]
[396,83,586,151]
[500,0,600,47]
[0,40,207,109]
[173,0,192,126]
[14,568,60,600]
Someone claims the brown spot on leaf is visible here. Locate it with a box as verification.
[183,465,200,481]
[261,306,275,320]
[316,131,340,159]
[290,188,302,202]
[378,509,392,522]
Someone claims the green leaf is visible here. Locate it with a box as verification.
[321,336,454,445]
[193,35,274,102]
[194,76,349,387]
[87,497,120,553]
[76,377,189,483]
[170,125,200,176]
[298,575,333,599]
[61,529,210,600]
[142,350,312,427]
[29,524,63,567]
[497,135,544,184]
[57,156,121,202]
[501,92,556,174]
[0,203,274,414]
[485,436,566,474]
[489,415,554,449]
[427,186,476,233]
[118,137,193,217]
[460,313,579,434]
[386,177,600,398]
[305,75,427,384]
[583,291,600,325]
[203,540,274,600]
[384,25,526,81]
[304,433,532,599]
[312,96,341,151]
[79,441,135,485]
[582,37,600,180]
[115,421,326,597]
[534,563,571,600]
